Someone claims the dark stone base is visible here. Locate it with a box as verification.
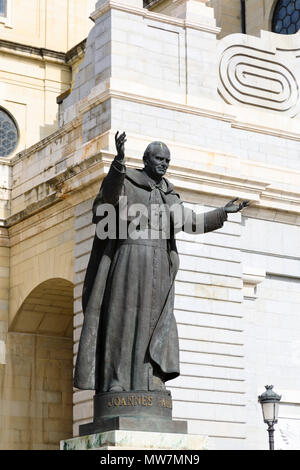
[79,389,187,437]
[79,416,188,437]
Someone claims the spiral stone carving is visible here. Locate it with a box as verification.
[218,35,300,118]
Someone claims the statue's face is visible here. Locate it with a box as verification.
[144,145,170,179]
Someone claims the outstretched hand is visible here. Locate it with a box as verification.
[224,197,250,213]
[115,131,127,161]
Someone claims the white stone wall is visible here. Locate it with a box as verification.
[0,0,94,51]
[110,97,300,174]
[61,0,220,121]
[73,199,95,435]
[241,215,300,450]
[170,207,246,450]
[218,31,300,119]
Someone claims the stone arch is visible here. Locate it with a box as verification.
[9,241,74,330]
[10,278,73,337]
[0,278,74,450]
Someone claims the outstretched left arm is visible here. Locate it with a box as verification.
[171,197,250,235]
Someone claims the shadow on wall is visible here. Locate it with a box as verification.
[38,63,73,143]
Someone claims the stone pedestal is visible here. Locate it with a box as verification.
[79,415,187,436]
[78,390,187,437]
[61,390,209,450]
[61,430,208,450]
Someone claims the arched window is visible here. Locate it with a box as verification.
[0,108,19,157]
[272,0,300,34]
[0,0,7,17]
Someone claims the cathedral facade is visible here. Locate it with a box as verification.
[0,0,300,450]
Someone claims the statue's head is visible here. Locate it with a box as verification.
[143,141,171,180]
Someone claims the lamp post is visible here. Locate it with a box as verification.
[258,385,282,450]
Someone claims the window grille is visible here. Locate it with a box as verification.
[272,0,300,34]
[0,109,18,157]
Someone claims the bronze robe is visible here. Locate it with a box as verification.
[74,159,227,391]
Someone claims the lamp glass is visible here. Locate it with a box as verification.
[262,402,279,423]
[274,402,279,422]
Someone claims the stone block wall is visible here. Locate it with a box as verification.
[0,333,73,450]
[0,229,9,367]
[0,0,94,52]
[61,0,221,122]
[0,0,300,450]
[241,216,300,449]
[0,179,75,449]
[170,208,246,447]
[73,199,95,434]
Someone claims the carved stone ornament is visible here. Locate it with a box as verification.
[218,31,300,118]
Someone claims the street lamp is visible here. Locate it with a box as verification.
[258,385,282,450]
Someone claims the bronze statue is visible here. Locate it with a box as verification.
[74,131,249,393]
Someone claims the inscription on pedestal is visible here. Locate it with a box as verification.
[78,391,180,436]
[107,395,153,407]
[106,394,172,409]
[94,390,173,420]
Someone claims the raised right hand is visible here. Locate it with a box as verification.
[115,131,127,161]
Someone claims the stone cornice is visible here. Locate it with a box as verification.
[232,121,300,142]
[0,38,87,68]
[9,117,82,165]
[65,39,87,65]
[10,84,234,165]
[108,87,233,122]
[260,187,300,213]
[90,0,221,34]
[14,75,300,166]
[66,81,300,154]
[0,39,66,65]
[106,85,300,143]
[7,147,300,229]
